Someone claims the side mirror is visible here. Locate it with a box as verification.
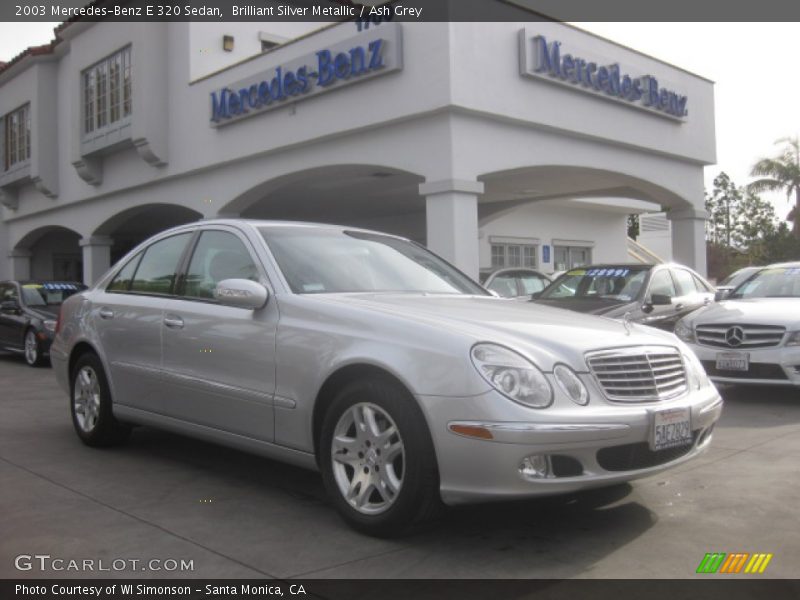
[530,291,542,300]
[650,293,673,306]
[0,299,20,314]
[213,279,269,310]
[714,289,730,302]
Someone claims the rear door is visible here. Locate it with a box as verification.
[159,227,278,442]
[93,232,193,411]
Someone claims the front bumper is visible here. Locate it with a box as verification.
[686,341,800,387]
[418,385,722,505]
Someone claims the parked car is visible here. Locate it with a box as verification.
[481,268,551,300]
[52,221,722,536]
[714,266,762,301]
[0,280,86,366]
[532,263,715,331]
[675,262,800,387]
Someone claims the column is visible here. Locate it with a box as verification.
[667,208,708,277]
[80,236,113,286]
[419,179,483,280]
[8,249,32,281]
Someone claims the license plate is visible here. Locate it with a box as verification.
[716,352,749,371]
[651,407,692,451]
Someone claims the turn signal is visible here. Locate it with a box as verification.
[449,424,494,440]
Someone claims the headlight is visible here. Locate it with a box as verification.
[43,320,57,333]
[553,364,589,405]
[471,343,553,408]
[786,331,800,346]
[674,320,694,343]
[682,350,711,391]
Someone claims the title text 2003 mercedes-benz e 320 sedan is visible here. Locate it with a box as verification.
[52,220,722,536]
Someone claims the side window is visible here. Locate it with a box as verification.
[107,253,142,292]
[129,233,191,295]
[487,273,518,298]
[672,269,698,295]
[183,231,259,299]
[692,273,712,293]
[519,274,547,295]
[648,270,677,298]
[0,283,18,302]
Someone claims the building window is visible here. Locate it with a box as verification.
[4,104,31,170]
[490,243,538,269]
[83,46,131,135]
[553,245,592,271]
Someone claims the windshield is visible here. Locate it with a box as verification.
[729,266,800,299]
[259,227,487,296]
[719,267,759,288]
[539,267,648,302]
[21,282,85,306]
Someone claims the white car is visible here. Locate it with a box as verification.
[676,262,800,387]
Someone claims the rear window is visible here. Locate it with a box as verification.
[21,282,85,306]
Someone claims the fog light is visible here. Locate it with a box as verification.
[519,454,552,479]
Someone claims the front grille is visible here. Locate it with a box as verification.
[700,361,788,380]
[597,431,699,472]
[695,324,785,349]
[586,346,687,402]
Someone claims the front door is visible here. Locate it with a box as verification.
[160,228,277,442]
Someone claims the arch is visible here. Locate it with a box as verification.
[220,164,426,241]
[12,225,83,282]
[92,203,203,262]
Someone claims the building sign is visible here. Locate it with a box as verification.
[518,29,688,121]
[210,23,403,127]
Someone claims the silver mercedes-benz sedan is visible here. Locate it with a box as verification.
[51,220,722,536]
[675,262,800,387]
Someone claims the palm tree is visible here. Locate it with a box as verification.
[748,136,800,237]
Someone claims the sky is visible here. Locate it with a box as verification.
[1,21,799,220]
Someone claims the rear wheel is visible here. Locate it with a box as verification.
[70,353,131,447]
[24,329,45,367]
[320,378,442,537]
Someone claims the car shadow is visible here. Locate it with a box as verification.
[120,426,654,577]
[715,383,800,427]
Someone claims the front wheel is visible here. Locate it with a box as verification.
[24,329,45,367]
[320,378,442,537]
[70,353,131,447]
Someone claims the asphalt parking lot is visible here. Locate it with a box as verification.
[0,352,798,580]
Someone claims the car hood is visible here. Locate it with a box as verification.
[684,298,800,329]
[318,293,681,370]
[25,306,59,320]
[533,297,634,316]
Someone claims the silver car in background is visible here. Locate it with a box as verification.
[676,262,800,387]
[52,220,722,536]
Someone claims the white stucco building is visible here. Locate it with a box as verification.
[0,14,714,286]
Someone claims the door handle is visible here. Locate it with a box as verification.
[163,315,184,329]
[98,307,114,319]
[703,297,711,305]
[674,303,684,311]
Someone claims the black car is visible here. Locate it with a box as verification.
[0,280,86,366]
[531,263,715,331]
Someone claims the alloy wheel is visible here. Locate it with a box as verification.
[73,366,101,433]
[24,331,38,365]
[331,402,405,515]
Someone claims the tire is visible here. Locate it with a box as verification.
[320,378,443,537]
[24,329,45,367]
[70,353,131,447]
